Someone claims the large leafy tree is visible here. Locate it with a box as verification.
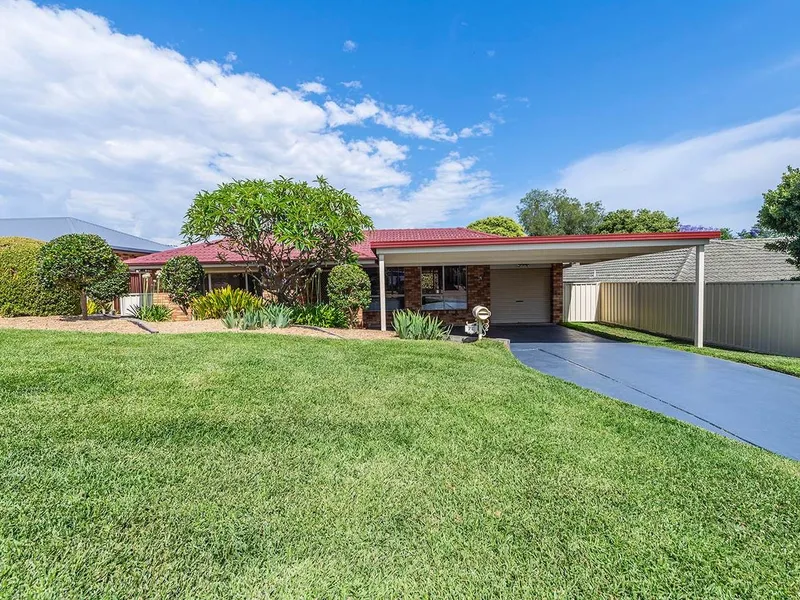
[182,177,374,304]
[467,216,525,237]
[516,189,604,236]
[758,166,800,269]
[596,208,680,234]
[37,234,120,319]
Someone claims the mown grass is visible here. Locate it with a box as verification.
[0,329,798,598]
[565,321,800,378]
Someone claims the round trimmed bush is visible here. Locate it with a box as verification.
[0,237,80,317]
[87,257,130,304]
[467,216,525,238]
[327,264,371,328]
[161,255,205,313]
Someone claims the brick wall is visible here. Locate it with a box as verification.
[151,292,191,321]
[364,265,491,329]
[551,263,563,323]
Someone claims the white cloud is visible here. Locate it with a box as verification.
[0,1,487,239]
[365,153,494,226]
[487,50,496,58]
[324,98,457,141]
[458,121,493,138]
[298,80,327,95]
[342,40,358,53]
[225,51,237,63]
[557,110,800,229]
[492,93,506,101]
[341,80,362,89]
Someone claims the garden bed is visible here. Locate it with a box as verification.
[0,315,397,340]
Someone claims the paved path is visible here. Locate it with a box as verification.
[491,325,800,461]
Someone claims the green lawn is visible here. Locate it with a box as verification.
[565,322,800,378]
[1,330,798,598]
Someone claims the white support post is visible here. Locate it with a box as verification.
[379,254,387,331]
[244,273,250,292]
[694,244,705,348]
[207,273,212,291]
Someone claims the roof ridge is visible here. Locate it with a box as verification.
[674,246,695,281]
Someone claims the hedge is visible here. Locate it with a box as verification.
[0,237,80,317]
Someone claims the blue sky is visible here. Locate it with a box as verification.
[1,0,799,243]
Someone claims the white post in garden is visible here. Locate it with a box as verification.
[694,244,705,348]
[379,254,387,331]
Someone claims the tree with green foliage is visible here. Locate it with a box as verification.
[327,264,371,328]
[516,188,604,236]
[719,228,734,240]
[86,257,129,305]
[0,237,80,317]
[36,234,120,319]
[596,208,680,234]
[160,255,205,314]
[466,216,525,238]
[737,224,777,239]
[758,166,800,270]
[182,177,373,304]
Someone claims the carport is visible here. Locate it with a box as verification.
[371,231,719,346]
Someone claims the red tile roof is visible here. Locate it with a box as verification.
[125,227,499,267]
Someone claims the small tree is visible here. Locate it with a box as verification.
[37,234,120,319]
[467,216,525,237]
[327,264,371,328]
[182,177,373,304]
[86,257,130,308]
[596,209,679,234]
[161,255,205,314]
[759,166,800,271]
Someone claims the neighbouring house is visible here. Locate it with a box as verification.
[565,238,797,283]
[126,227,720,345]
[0,217,171,260]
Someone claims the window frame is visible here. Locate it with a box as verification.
[421,265,468,311]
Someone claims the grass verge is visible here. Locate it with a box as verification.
[565,321,800,378]
[1,329,798,597]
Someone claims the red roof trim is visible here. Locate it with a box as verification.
[370,231,721,250]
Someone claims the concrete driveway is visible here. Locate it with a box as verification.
[490,325,800,461]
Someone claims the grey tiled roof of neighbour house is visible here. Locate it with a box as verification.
[0,217,171,254]
[564,239,798,283]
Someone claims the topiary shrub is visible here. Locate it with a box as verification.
[87,257,130,306]
[37,234,120,319]
[327,264,371,328]
[190,286,265,320]
[161,256,205,314]
[0,237,80,317]
[467,216,526,238]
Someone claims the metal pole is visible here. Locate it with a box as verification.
[695,245,705,348]
[379,254,387,331]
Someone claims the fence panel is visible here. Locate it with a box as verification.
[563,283,600,322]
[590,281,800,357]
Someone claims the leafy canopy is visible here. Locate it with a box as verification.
[516,189,604,236]
[37,234,120,318]
[182,177,373,304]
[596,209,680,234]
[161,255,205,312]
[758,165,800,269]
[466,216,525,238]
[327,264,371,328]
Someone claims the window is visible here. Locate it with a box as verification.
[365,267,405,311]
[421,266,467,310]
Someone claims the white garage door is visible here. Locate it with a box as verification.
[490,267,551,324]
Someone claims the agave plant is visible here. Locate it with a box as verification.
[191,286,265,320]
[262,303,293,328]
[392,310,452,340]
[128,303,173,322]
[221,308,240,329]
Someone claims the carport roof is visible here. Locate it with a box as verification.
[373,231,721,267]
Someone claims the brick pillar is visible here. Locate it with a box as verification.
[551,264,563,323]
[404,267,421,310]
[467,265,491,309]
